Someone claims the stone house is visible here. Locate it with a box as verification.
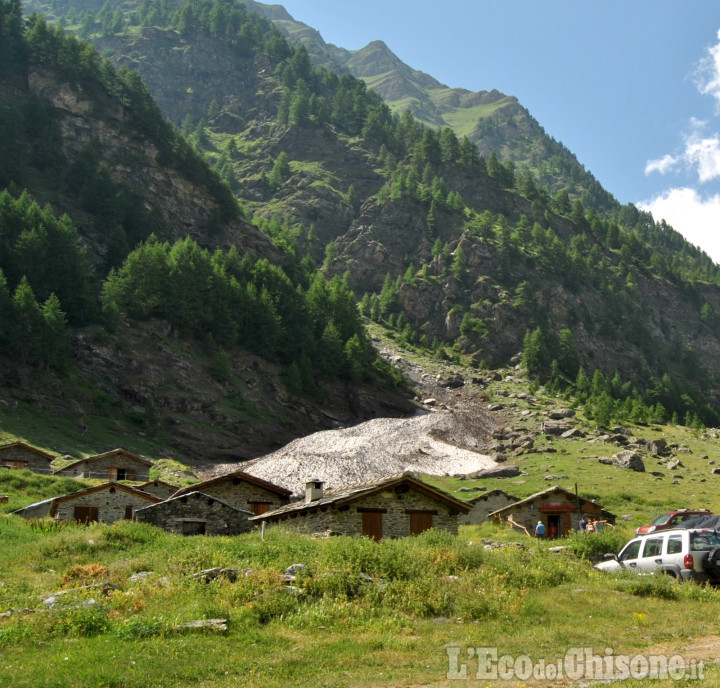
[251,472,472,540]
[136,479,179,499]
[172,470,292,516]
[54,448,153,481]
[459,489,520,526]
[134,491,253,535]
[487,485,616,537]
[12,482,162,523]
[0,441,55,474]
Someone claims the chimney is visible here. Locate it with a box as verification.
[305,479,324,503]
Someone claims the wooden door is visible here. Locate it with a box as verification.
[409,512,434,535]
[74,506,99,524]
[362,512,383,541]
[562,513,571,536]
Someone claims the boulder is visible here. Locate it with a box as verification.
[611,450,645,472]
[470,464,521,479]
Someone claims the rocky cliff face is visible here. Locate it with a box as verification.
[26,66,282,265]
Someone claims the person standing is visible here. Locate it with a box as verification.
[578,515,587,531]
[534,520,546,538]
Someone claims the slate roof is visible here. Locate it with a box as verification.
[0,441,55,461]
[134,491,253,516]
[487,485,616,520]
[137,479,179,490]
[172,469,292,499]
[57,448,153,472]
[466,488,520,505]
[250,471,471,522]
[11,482,162,517]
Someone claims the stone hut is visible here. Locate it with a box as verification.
[251,472,472,540]
[12,482,162,523]
[0,441,55,474]
[136,479,179,499]
[54,449,153,481]
[134,491,253,535]
[487,485,616,537]
[172,470,292,516]
[459,489,520,526]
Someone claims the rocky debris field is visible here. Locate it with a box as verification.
[208,342,502,494]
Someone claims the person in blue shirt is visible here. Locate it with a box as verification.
[534,520,546,537]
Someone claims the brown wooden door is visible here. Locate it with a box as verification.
[362,512,383,541]
[410,512,433,535]
[250,502,272,515]
[74,506,99,524]
[562,513,571,536]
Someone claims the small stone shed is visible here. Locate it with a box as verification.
[459,489,520,526]
[488,485,616,537]
[13,482,162,523]
[134,491,253,535]
[251,472,472,540]
[54,449,153,481]
[172,470,292,516]
[136,479,179,499]
[0,441,55,474]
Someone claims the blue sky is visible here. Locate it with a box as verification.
[275,0,720,262]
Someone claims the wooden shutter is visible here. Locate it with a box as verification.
[362,512,383,541]
[250,502,272,515]
[74,506,99,524]
[409,512,433,535]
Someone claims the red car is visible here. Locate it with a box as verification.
[636,509,713,535]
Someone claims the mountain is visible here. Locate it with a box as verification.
[8,0,720,452]
[0,3,415,463]
[244,1,613,208]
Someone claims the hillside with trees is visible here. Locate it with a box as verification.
[7,0,720,450]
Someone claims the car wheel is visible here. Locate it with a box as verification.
[704,547,720,578]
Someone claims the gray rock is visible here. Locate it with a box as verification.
[611,450,645,472]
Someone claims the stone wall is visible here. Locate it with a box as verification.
[134,492,252,535]
[0,445,53,474]
[501,499,604,536]
[460,490,519,526]
[269,487,464,539]
[53,486,157,523]
[138,481,178,499]
[192,479,288,514]
[56,455,150,481]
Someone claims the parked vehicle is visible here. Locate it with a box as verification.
[595,528,720,584]
[635,509,713,535]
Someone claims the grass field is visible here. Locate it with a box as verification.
[1,510,720,687]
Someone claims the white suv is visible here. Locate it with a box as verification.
[595,528,720,584]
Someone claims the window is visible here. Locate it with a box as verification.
[108,467,135,481]
[619,540,642,561]
[642,538,663,558]
[690,532,720,551]
[249,502,272,516]
[2,461,25,470]
[667,536,683,554]
[182,521,206,536]
[74,506,99,524]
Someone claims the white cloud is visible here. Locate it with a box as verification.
[685,132,720,182]
[644,154,679,175]
[638,187,720,263]
[697,28,720,106]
